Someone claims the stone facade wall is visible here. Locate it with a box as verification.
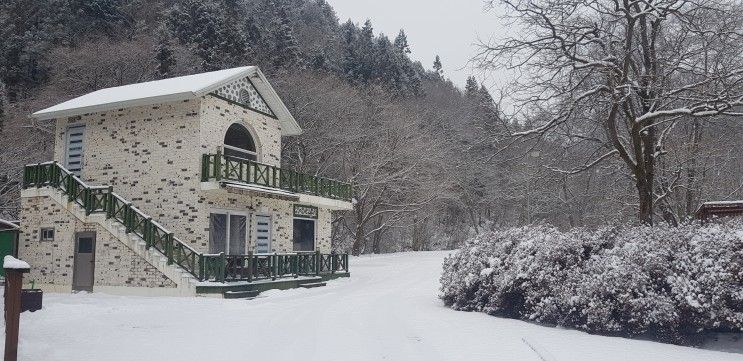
[48,95,330,258]
[18,195,176,288]
[199,95,282,167]
[53,100,207,249]
[199,191,332,253]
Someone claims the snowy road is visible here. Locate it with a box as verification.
[5,251,743,360]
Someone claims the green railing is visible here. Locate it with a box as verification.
[23,161,350,283]
[201,152,352,201]
[202,251,350,282]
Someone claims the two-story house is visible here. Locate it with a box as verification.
[19,66,352,297]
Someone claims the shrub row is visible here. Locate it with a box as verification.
[439,222,743,344]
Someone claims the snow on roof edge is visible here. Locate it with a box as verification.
[32,92,196,121]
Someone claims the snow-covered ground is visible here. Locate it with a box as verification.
[3,251,742,361]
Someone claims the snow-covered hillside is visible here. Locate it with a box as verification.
[4,251,742,360]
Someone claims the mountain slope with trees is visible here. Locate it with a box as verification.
[1,0,742,254]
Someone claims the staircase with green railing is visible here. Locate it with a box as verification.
[23,161,349,283]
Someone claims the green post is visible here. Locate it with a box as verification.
[293,254,298,278]
[35,163,41,188]
[144,218,153,249]
[214,150,222,181]
[219,252,226,283]
[198,254,204,281]
[247,251,253,282]
[331,250,337,274]
[315,250,321,275]
[166,232,174,265]
[51,161,59,188]
[66,176,74,202]
[84,188,91,215]
[105,187,114,218]
[271,253,277,281]
[200,154,208,182]
[124,202,133,233]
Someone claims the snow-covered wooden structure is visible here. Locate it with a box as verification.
[695,201,743,222]
[18,66,351,297]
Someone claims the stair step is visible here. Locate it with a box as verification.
[223,290,261,299]
[299,282,326,289]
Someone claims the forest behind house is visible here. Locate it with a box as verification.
[1,0,742,255]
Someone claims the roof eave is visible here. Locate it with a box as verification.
[31,91,198,121]
[249,69,303,136]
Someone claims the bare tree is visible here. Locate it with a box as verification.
[477,0,743,224]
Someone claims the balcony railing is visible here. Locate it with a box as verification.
[203,251,350,282]
[201,152,352,201]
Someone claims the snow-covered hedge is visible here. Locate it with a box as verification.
[440,222,743,344]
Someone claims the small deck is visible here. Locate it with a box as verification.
[196,272,350,298]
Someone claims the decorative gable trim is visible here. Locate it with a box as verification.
[211,76,276,118]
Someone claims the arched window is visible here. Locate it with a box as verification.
[224,123,257,161]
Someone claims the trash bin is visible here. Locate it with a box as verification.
[20,289,42,312]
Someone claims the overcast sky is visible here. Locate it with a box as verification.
[327,0,512,91]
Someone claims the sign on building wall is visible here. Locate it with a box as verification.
[293,205,318,219]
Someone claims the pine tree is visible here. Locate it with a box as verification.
[433,55,443,78]
[357,19,376,82]
[373,35,409,94]
[465,76,479,98]
[340,20,360,81]
[166,0,246,71]
[477,84,499,122]
[270,0,302,69]
[153,29,176,79]
[394,30,410,54]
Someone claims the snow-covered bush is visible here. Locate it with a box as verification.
[440,222,743,344]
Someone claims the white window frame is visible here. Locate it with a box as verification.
[64,124,86,175]
[209,208,249,255]
[40,227,55,242]
[253,214,272,254]
[222,144,258,162]
[292,216,317,252]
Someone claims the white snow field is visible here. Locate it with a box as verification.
[5,251,743,361]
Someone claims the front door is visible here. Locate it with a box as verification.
[73,232,96,291]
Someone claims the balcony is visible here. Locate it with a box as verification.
[201,152,352,202]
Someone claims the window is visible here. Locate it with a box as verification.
[292,219,315,252]
[254,215,272,254]
[223,123,257,161]
[40,227,55,242]
[209,211,247,255]
[65,125,85,176]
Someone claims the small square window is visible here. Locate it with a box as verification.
[40,228,55,242]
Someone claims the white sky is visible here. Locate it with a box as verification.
[327,0,513,91]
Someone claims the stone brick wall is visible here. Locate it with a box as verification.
[48,95,331,257]
[18,195,176,288]
[53,100,204,250]
[199,95,282,166]
[199,191,332,253]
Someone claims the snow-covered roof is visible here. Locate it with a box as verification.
[3,255,30,270]
[32,66,302,136]
[696,200,743,212]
